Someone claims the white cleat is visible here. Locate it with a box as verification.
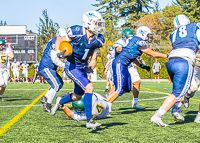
[195,114,200,123]
[132,102,145,109]
[51,96,62,115]
[172,112,185,122]
[150,111,169,127]
[86,119,101,130]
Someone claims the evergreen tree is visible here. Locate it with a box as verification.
[176,0,200,22]
[153,0,161,12]
[37,9,59,60]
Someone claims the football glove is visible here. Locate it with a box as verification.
[139,64,150,72]
[57,49,71,59]
[86,66,93,74]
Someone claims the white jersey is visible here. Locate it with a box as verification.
[0,47,10,69]
[73,93,111,121]
[12,62,20,71]
[21,63,29,71]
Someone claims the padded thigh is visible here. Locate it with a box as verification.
[167,58,194,101]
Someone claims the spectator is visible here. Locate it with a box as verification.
[33,60,43,84]
[152,59,161,82]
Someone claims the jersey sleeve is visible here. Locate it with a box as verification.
[67,25,84,39]
[73,111,87,121]
[137,40,148,50]
[96,34,105,48]
[196,23,200,43]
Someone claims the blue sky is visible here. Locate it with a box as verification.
[1,0,173,33]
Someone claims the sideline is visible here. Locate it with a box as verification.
[0,88,49,137]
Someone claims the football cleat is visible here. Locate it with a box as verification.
[172,112,185,122]
[132,102,145,109]
[183,97,189,108]
[104,89,109,92]
[51,96,62,115]
[40,96,47,104]
[0,98,4,102]
[43,103,52,113]
[194,114,200,123]
[150,111,169,127]
[86,119,101,130]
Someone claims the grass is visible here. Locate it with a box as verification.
[0,81,200,142]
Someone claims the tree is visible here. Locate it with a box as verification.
[37,9,59,60]
[138,12,162,46]
[153,0,161,12]
[161,4,182,43]
[176,0,200,22]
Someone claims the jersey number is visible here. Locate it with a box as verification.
[172,26,187,43]
[82,49,90,60]
[0,56,6,64]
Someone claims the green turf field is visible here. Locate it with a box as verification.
[0,81,200,143]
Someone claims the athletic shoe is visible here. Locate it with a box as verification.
[150,111,169,127]
[132,102,145,109]
[0,98,4,102]
[51,96,62,115]
[177,107,184,114]
[43,103,52,112]
[172,112,185,122]
[183,97,189,108]
[104,89,109,92]
[194,114,200,123]
[86,119,101,130]
[40,96,47,104]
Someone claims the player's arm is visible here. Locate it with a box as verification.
[50,49,65,68]
[141,48,167,58]
[55,36,71,53]
[7,43,14,59]
[63,107,74,119]
[133,59,150,72]
[89,49,99,69]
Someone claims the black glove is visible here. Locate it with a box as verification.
[86,66,93,74]
[139,64,150,72]
[57,49,66,59]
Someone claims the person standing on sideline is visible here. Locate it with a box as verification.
[152,59,161,82]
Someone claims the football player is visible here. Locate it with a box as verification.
[21,61,29,82]
[52,92,111,124]
[11,59,20,83]
[104,47,114,92]
[0,39,14,101]
[122,28,150,109]
[52,11,105,129]
[38,28,67,112]
[33,60,43,84]
[151,14,200,126]
[106,26,167,105]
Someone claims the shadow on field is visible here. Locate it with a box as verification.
[120,108,157,114]
[169,115,197,125]
[3,96,22,98]
[6,98,32,101]
[89,122,128,133]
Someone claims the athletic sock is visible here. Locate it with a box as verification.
[158,106,167,116]
[134,98,138,104]
[171,102,179,114]
[106,86,109,89]
[60,93,73,104]
[84,93,93,120]
[178,102,182,108]
[198,112,200,115]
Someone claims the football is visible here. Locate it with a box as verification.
[59,41,73,56]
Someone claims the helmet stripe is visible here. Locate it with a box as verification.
[176,16,180,26]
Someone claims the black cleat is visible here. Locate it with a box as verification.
[43,103,52,112]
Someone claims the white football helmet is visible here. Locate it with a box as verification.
[113,39,125,47]
[136,26,153,42]
[56,27,68,39]
[82,11,106,35]
[173,14,190,29]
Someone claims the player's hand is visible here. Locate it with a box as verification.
[139,64,150,72]
[86,66,93,74]
[57,49,66,59]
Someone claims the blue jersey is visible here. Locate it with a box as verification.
[66,25,105,65]
[114,36,147,66]
[39,37,57,71]
[170,22,200,53]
